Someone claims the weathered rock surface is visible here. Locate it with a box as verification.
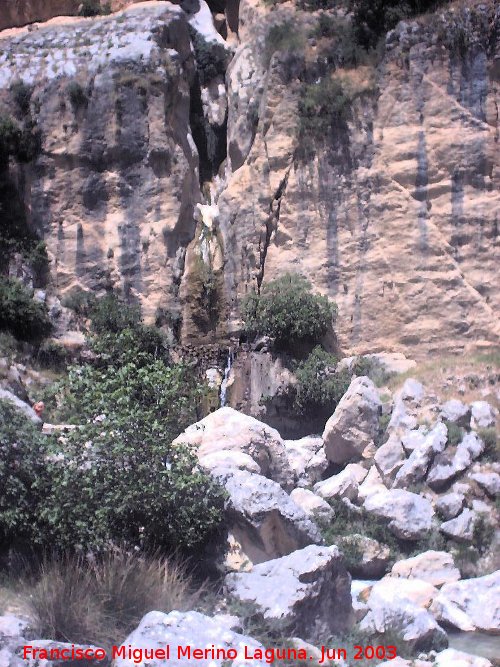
[360,578,447,652]
[440,400,471,428]
[470,472,500,497]
[1,1,500,357]
[427,433,485,491]
[431,571,500,633]
[470,402,497,430]
[225,545,353,639]
[363,489,434,540]
[337,535,391,578]
[113,610,268,667]
[440,508,478,543]
[435,492,465,520]
[433,649,492,667]
[389,551,460,587]
[213,468,322,564]
[173,407,293,488]
[322,377,381,464]
[284,437,328,487]
[393,422,447,488]
[314,464,367,502]
[289,488,334,522]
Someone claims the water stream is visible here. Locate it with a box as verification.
[448,631,500,663]
[220,348,233,407]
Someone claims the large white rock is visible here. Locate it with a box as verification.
[440,400,471,427]
[290,488,334,521]
[393,422,447,488]
[360,579,447,652]
[431,571,500,633]
[322,376,381,464]
[374,434,405,480]
[435,492,465,520]
[225,545,353,638]
[314,464,367,502]
[440,509,478,543]
[284,436,328,487]
[434,648,492,667]
[173,407,293,488]
[363,489,434,540]
[113,610,268,667]
[213,468,322,564]
[199,450,261,474]
[358,465,387,502]
[470,401,496,429]
[389,551,460,587]
[427,433,485,491]
[470,472,500,496]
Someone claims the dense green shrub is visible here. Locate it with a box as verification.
[263,21,305,68]
[38,323,223,554]
[0,277,52,342]
[61,289,96,316]
[88,293,141,333]
[352,0,445,50]
[190,31,228,86]
[78,0,111,17]
[37,340,70,371]
[0,400,50,550]
[0,114,21,165]
[242,274,336,350]
[298,77,350,141]
[42,412,225,553]
[66,81,88,110]
[10,81,32,116]
[293,346,351,417]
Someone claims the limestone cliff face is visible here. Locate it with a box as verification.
[0,0,499,357]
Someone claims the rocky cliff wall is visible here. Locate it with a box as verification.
[0,0,499,357]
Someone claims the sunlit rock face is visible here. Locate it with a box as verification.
[218,2,500,357]
[1,1,499,355]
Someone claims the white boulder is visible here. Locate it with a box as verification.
[173,407,293,488]
[213,468,322,564]
[322,376,381,464]
[363,489,434,540]
[389,551,460,587]
[225,545,353,639]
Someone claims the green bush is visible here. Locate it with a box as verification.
[61,289,96,316]
[263,21,305,68]
[78,0,111,17]
[477,427,498,462]
[0,400,50,550]
[37,340,69,371]
[0,114,21,165]
[298,77,350,142]
[242,273,336,350]
[0,277,52,342]
[41,328,223,553]
[66,81,88,110]
[293,346,350,417]
[190,30,228,86]
[88,293,141,333]
[10,81,32,116]
[42,413,225,553]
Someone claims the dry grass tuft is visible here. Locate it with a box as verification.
[25,550,205,649]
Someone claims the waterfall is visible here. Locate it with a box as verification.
[219,348,233,407]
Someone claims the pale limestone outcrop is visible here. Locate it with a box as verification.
[173,407,293,488]
[363,489,434,541]
[225,545,353,639]
[290,488,334,522]
[213,468,322,565]
[322,376,381,464]
[113,610,268,667]
[389,551,460,587]
[430,571,500,634]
